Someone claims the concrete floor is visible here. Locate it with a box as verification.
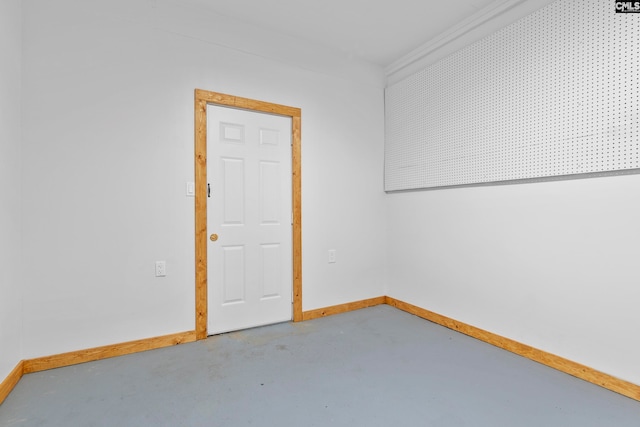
[1,305,639,426]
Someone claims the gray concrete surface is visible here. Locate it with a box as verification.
[1,305,639,426]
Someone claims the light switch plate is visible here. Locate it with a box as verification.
[186,182,195,197]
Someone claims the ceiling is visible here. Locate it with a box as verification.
[175,0,503,67]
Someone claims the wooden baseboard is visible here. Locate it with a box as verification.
[23,331,197,374]
[302,296,386,321]
[4,298,639,405]
[0,360,24,405]
[385,296,640,402]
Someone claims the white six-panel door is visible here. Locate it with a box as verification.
[207,104,292,335]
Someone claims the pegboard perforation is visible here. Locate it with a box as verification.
[385,0,640,191]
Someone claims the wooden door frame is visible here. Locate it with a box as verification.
[194,89,302,340]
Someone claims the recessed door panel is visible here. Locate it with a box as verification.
[220,122,244,143]
[222,158,244,225]
[259,128,279,146]
[260,161,280,225]
[261,243,282,299]
[222,246,245,304]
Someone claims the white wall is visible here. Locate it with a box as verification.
[387,174,640,385]
[21,0,387,359]
[0,0,24,380]
[385,0,640,387]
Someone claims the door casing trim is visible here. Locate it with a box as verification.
[194,89,302,339]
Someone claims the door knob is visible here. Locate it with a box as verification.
[210,233,219,242]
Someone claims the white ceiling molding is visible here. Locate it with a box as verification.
[384,0,558,85]
[385,0,526,79]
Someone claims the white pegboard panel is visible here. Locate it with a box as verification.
[385,0,640,191]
